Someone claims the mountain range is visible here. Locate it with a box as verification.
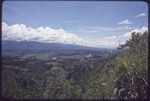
[2,40,113,53]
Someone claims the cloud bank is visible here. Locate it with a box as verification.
[2,22,148,48]
[2,22,82,45]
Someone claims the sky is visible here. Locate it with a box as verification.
[2,1,148,48]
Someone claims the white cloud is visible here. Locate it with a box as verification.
[118,19,132,25]
[95,26,148,48]
[95,36,119,48]
[136,13,146,17]
[123,26,148,38]
[2,22,148,48]
[2,22,82,45]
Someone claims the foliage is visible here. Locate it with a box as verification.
[116,32,148,99]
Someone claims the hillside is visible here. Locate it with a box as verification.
[83,31,148,99]
[2,31,148,99]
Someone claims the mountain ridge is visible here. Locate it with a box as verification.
[2,40,114,53]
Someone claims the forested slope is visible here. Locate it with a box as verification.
[83,31,148,99]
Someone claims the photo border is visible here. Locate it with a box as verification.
[0,0,149,101]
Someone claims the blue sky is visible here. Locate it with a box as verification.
[2,1,148,48]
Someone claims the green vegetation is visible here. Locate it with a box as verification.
[116,32,148,99]
[83,31,148,99]
[2,31,148,99]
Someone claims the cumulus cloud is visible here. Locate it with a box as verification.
[118,19,132,25]
[2,22,82,45]
[123,26,148,38]
[136,13,146,17]
[2,22,148,48]
[94,26,148,48]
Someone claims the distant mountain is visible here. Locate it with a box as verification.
[2,40,111,53]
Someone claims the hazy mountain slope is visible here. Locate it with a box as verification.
[2,40,108,52]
